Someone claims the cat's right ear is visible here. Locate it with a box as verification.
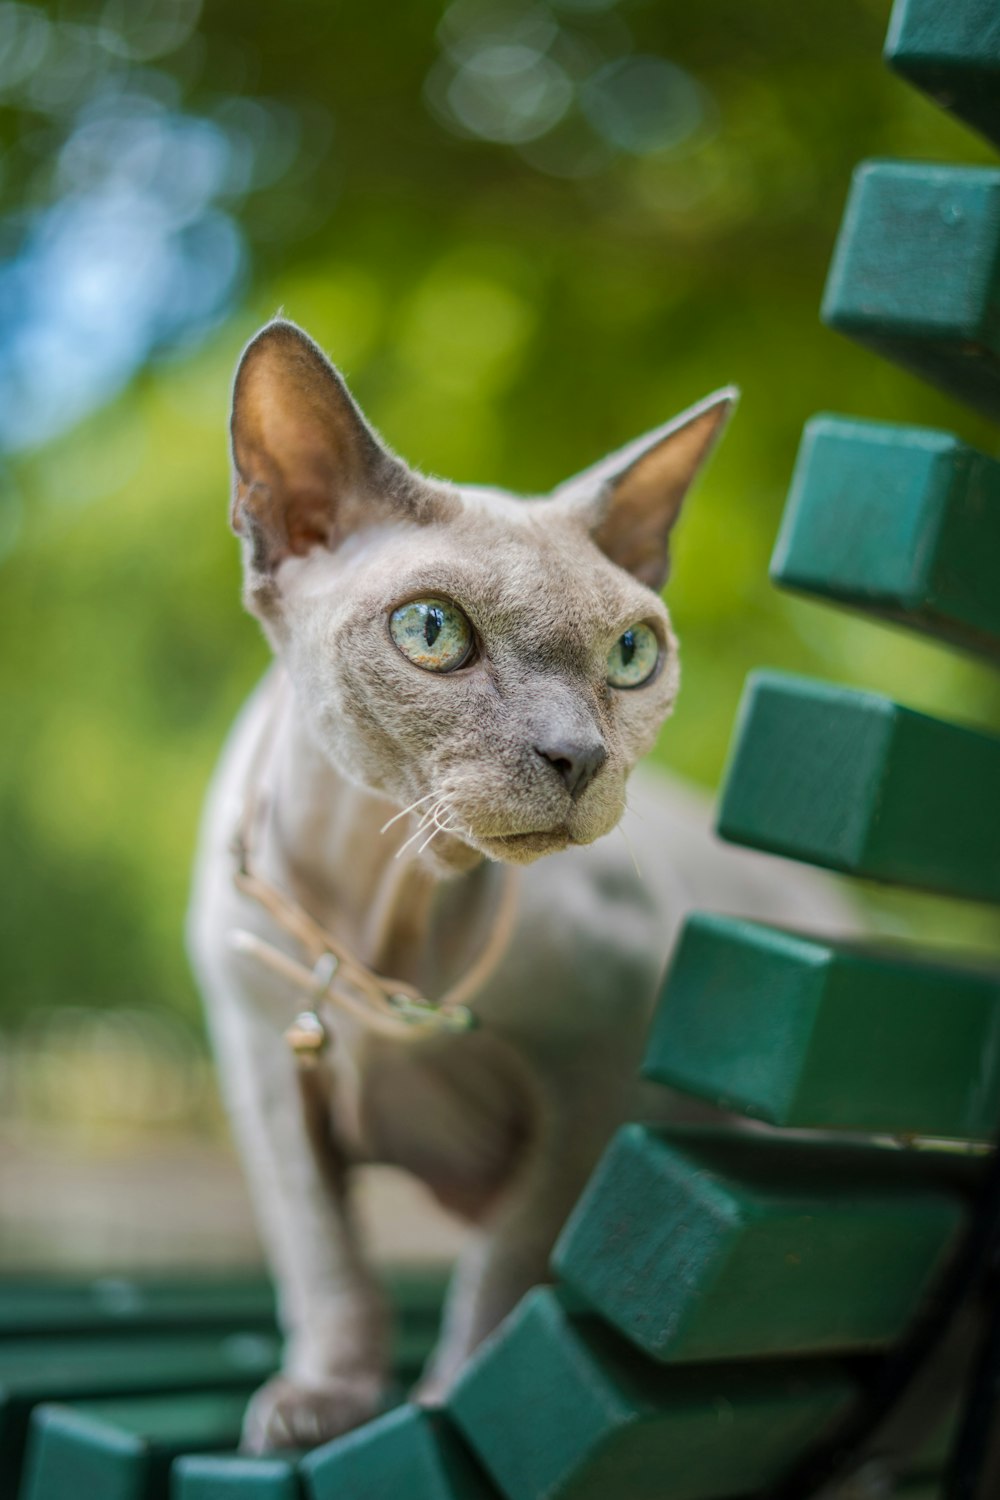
[553,387,738,591]
[230,319,417,576]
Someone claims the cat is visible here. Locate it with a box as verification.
[187,318,848,1453]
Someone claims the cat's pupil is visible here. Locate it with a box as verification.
[424,607,444,648]
[620,630,636,666]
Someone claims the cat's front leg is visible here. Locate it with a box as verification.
[415,1074,623,1403]
[205,978,389,1453]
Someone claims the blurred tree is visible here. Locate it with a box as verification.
[1,0,999,1029]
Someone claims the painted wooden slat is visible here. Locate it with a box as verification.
[20,1392,250,1500]
[0,1268,443,1342]
[642,913,1000,1139]
[771,416,1000,660]
[717,672,1000,903]
[448,1288,854,1500]
[0,1276,276,1340]
[302,1405,494,1500]
[822,161,1000,420]
[553,1125,965,1365]
[885,0,1000,150]
[383,1270,449,1323]
[393,1325,439,1384]
[174,1453,302,1500]
[0,1330,277,1494]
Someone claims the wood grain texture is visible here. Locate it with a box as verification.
[772,416,1000,660]
[643,913,1000,1138]
[885,0,1000,149]
[553,1125,966,1364]
[822,161,1000,419]
[718,672,1000,902]
[448,1288,854,1500]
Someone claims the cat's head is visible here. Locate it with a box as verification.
[230,319,735,868]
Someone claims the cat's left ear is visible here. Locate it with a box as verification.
[229,318,441,578]
[556,387,738,590]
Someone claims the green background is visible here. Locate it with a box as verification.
[3,0,999,1038]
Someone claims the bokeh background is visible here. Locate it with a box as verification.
[2,0,999,1270]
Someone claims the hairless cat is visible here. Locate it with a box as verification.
[188,319,848,1453]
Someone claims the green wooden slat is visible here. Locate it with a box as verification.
[382,1270,449,1324]
[448,1288,854,1500]
[0,1269,443,1342]
[553,1125,965,1365]
[393,1324,438,1382]
[20,1392,250,1500]
[0,1271,439,1494]
[0,1330,277,1495]
[822,161,1000,420]
[642,913,1000,1139]
[772,416,1000,660]
[717,672,1000,902]
[173,1454,301,1500]
[885,0,1000,149]
[302,1405,494,1500]
[0,1276,276,1340]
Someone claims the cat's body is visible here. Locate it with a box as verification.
[188,320,849,1452]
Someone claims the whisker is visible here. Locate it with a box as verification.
[418,812,462,856]
[395,814,436,858]
[418,826,443,856]
[418,800,455,854]
[617,822,643,881]
[394,798,449,859]
[380,790,438,835]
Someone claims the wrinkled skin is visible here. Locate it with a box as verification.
[188,320,850,1453]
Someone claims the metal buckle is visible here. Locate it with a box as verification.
[284,957,340,1061]
[284,1009,329,1063]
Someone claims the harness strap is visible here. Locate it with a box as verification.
[228,671,518,1050]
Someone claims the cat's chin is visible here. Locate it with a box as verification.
[475,828,574,864]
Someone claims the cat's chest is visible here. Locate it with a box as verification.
[323,857,667,1161]
[324,1021,532,1205]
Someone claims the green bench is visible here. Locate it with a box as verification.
[3,1272,447,1500]
[6,0,999,1494]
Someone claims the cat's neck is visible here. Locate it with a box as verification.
[262,685,499,989]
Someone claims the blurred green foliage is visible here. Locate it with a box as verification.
[2,0,1000,1030]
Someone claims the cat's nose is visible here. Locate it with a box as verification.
[534,737,608,800]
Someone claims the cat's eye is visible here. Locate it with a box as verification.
[389,598,474,673]
[607,623,660,689]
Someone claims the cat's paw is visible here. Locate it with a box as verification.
[241,1371,385,1453]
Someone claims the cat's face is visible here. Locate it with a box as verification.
[274,490,677,866]
[230,320,734,868]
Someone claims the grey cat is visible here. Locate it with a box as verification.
[188,319,846,1452]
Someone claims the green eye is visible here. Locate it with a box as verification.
[389,598,474,672]
[607,623,660,688]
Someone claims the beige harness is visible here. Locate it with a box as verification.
[227,673,519,1066]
